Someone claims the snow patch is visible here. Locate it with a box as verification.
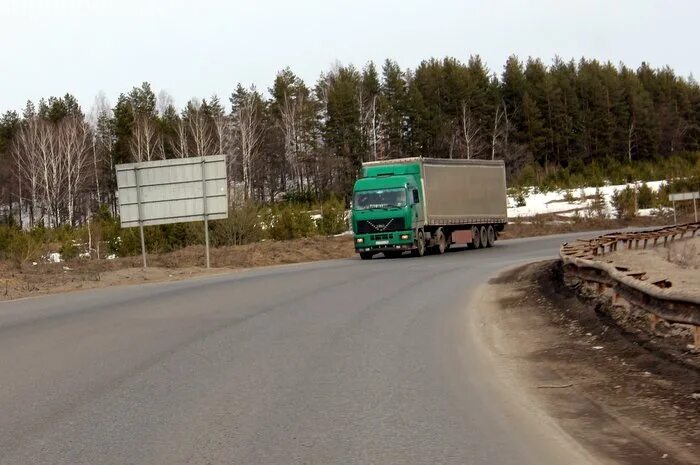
[507,180,667,218]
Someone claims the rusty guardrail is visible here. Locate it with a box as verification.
[559,222,700,347]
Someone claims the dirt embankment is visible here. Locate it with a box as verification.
[481,261,699,465]
[0,236,355,301]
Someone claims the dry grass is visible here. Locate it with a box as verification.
[0,235,355,301]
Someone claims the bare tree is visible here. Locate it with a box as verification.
[627,116,635,163]
[12,118,42,226]
[278,90,305,188]
[156,90,175,117]
[186,100,215,157]
[59,117,91,225]
[36,119,64,226]
[491,100,508,160]
[233,89,265,199]
[88,92,112,203]
[211,111,232,157]
[15,117,90,227]
[461,101,484,159]
[171,117,190,158]
[358,91,379,162]
[130,116,163,162]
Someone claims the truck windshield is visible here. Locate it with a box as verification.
[353,188,407,210]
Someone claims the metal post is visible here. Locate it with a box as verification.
[672,198,677,225]
[134,166,147,268]
[201,158,210,269]
[694,197,698,222]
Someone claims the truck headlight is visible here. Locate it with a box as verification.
[400,234,410,240]
[356,237,364,244]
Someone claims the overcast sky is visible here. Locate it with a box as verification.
[1,0,697,114]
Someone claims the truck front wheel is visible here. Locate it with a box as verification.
[360,252,374,260]
[412,230,426,257]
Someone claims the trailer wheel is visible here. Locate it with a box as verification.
[486,225,496,247]
[469,226,480,249]
[360,252,374,260]
[434,229,447,255]
[412,230,426,257]
[480,226,488,249]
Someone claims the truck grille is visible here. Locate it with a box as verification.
[356,217,405,234]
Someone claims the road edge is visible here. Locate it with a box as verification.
[466,276,606,465]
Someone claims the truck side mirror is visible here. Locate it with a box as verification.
[412,189,420,204]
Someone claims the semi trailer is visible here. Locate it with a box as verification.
[351,158,507,259]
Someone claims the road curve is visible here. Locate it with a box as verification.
[0,233,597,465]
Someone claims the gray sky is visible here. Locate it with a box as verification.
[1,0,697,114]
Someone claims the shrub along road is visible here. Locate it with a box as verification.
[0,232,648,465]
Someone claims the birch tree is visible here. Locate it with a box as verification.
[231,85,265,199]
[12,118,42,226]
[59,117,91,225]
[184,99,215,157]
[461,101,484,159]
[491,100,509,160]
[130,116,162,162]
[171,117,190,158]
[208,95,232,157]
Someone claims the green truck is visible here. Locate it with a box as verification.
[351,158,507,259]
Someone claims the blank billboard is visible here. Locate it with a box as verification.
[116,155,228,228]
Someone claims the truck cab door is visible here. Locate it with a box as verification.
[411,188,425,227]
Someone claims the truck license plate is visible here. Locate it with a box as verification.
[375,240,389,245]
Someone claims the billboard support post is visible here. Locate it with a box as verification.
[669,191,700,225]
[201,159,210,269]
[134,166,147,268]
[672,198,677,225]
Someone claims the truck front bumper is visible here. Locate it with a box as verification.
[354,231,414,253]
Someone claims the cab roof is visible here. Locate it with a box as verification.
[353,175,413,191]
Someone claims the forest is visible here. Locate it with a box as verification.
[1,54,699,231]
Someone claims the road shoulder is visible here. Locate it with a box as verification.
[473,261,699,465]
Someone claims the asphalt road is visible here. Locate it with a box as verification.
[0,233,599,465]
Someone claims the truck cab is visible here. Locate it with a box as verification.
[351,162,424,259]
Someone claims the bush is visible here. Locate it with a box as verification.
[268,204,316,240]
[211,202,263,246]
[318,197,347,235]
[0,225,13,260]
[611,186,637,219]
[110,227,141,257]
[586,188,608,218]
[59,241,79,260]
[563,189,576,203]
[636,184,654,209]
[508,186,528,207]
[7,230,45,266]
